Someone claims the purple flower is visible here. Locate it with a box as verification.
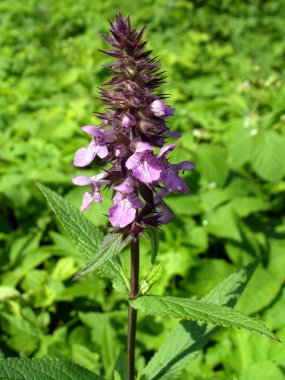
[122,115,134,128]
[72,173,110,211]
[154,188,173,225]
[157,144,195,194]
[72,15,195,231]
[73,126,115,167]
[126,142,161,183]
[150,100,175,118]
[109,177,144,228]
[164,128,181,139]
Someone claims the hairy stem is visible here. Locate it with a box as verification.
[128,238,139,380]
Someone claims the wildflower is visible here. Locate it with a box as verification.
[157,144,195,194]
[150,99,175,118]
[72,173,109,211]
[126,142,161,184]
[109,177,144,228]
[72,14,195,232]
[73,126,115,167]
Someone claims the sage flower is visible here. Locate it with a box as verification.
[72,14,195,233]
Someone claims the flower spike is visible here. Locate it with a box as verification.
[72,14,194,234]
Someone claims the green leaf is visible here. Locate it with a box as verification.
[140,264,163,295]
[37,183,129,294]
[73,233,131,280]
[0,358,103,380]
[0,286,19,301]
[146,227,160,264]
[131,295,278,342]
[37,183,102,259]
[241,361,285,380]
[251,131,285,182]
[195,145,229,186]
[141,263,277,380]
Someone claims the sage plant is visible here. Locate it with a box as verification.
[72,14,194,379]
[34,13,278,380]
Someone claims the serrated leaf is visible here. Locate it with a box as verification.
[131,295,279,342]
[146,227,159,264]
[141,263,278,380]
[37,183,129,294]
[73,233,131,280]
[251,131,285,182]
[37,183,102,259]
[0,358,103,380]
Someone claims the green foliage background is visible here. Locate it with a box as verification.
[1,0,285,378]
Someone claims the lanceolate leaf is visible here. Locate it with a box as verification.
[0,358,103,380]
[141,263,279,380]
[131,295,279,341]
[73,233,132,280]
[37,183,129,294]
[37,183,102,259]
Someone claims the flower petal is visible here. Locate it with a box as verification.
[73,147,96,167]
[80,192,93,211]
[128,193,144,209]
[156,202,173,224]
[81,126,103,137]
[172,161,195,171]
[158,144,176,158]
[72,176,93,186]
[109,199,136,228]
[93,190,103,203]
[114,177,135,193]
[150,100,175,117]
[96,145,108,159]
[122,115,133,128]
[135,142,154,153]
[132,157,161,183]
[165,129,181,138]
[161,171,190,194]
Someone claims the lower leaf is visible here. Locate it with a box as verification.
[130,295,279,342]
[0,358,103,380]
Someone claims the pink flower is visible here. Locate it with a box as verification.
[73,126,115,167]
[109,177,144,228]
[72,173,110,211]
[122,115,134,128]
[157,144,195,194]
[125,142,161,183]
[150,100,175,118]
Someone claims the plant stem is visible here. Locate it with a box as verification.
[128,238,139,380]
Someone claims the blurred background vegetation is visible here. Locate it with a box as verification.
[1,0,285,378]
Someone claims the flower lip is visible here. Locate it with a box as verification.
[172,161,196,171]
[150,99,175,118]
[157,144,176,158]
[81,126,116,143]
[81,125,104,137]
[135,141,154,153]
[114,176,135,193]
[126,148,161,183]
[72,175,93,186]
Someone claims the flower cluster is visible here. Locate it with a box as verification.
[73,14,194,235]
